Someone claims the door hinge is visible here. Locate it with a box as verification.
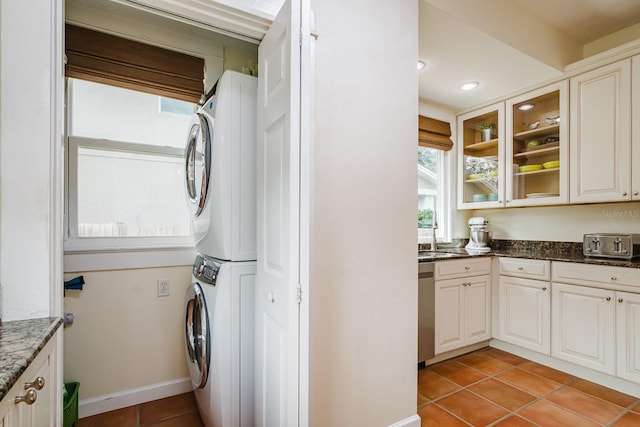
[299,30,303,47]
[296,284,302,304]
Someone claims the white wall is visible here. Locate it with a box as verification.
[0,0,63,320]
[63,266,192,404]
[472,201,640,242]
[310,0,419,425]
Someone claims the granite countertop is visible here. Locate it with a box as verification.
[0,317,63,402]
[419,239,640,268]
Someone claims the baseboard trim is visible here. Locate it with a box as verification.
[490,339,640,399]
[78,378,193,419]
[389,414,421,427]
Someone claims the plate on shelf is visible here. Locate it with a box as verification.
[526,193,559,198]
[519,164,542,172]
[523,141,559,152]
[543,160,560,169]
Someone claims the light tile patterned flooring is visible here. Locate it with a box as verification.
[77,392,204,427]
[418,347,640,427]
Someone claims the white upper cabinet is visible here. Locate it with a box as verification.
[570,58,632,203]
[631,55,640,200]
[457,103,505,209]
[505,81,569,206]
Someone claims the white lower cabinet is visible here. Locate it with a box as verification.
[434,258,491,355]
[616,291,640,383]
[499,275,550,354]
[551,282,616,375]
[0,333,58,427]
[551,261,640,384]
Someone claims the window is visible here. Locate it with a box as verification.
[417,114,453,244]
[418,146,444,243]
[65,78,194,252]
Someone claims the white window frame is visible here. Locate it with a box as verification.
[64,136,195,271]
[418,148,452,244]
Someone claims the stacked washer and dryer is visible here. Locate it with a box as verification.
[182,71,257,427]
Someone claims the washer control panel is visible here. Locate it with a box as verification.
[193,254,221,285]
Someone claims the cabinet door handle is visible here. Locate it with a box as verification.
[464,266,470,270]
[611,277,617,281]
[606,296,612,301]
[618,298,624,303]
[15,389,37,405]
[24,376,45,391]
[542,287,547,291]
[634,191,639,196]
[623,191,628,196]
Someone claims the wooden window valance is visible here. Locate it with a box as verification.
[418,115,454,151]
[65,24,204,103]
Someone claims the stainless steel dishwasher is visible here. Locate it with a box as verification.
[418,261,435,368]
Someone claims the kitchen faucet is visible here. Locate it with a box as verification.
[430,211,438,251]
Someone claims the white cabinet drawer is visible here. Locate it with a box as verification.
[435,257,491,280]
[499,258,550,280]
[552,261,640,292]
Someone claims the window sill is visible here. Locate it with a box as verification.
[64,245,197,272]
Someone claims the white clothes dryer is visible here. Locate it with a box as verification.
[184,254,256,427]
[184,71,257,261]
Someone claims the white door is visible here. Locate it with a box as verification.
[551,283,616,374]
[569,58,632,203]
[434,279,464,354]
[498,276,550,354]
[256,0,312,426]
[465,275,491,345]
[616,291,640,383]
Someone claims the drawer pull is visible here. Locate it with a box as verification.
[517,267,524,270]
[619,298,624,303]
[606,296,612,301]
[24,376,45,391]
[15,389,37,405]
[464,266,470,270]
[611,276,618,281]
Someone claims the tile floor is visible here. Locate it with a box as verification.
[418,346,640,427]
[75,346,640,427]
[77,392,203,427]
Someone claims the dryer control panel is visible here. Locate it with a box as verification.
[193,254,221,286]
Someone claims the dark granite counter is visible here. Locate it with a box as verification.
[0,317,63,402]
[419,239,640,268]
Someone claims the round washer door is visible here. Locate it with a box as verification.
[184,282,210,389]
[184,113,211,218]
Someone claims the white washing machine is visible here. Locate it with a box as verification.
[184,70,257,261]
[184,254,256,427]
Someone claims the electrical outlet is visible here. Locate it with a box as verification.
[157,279,170,297]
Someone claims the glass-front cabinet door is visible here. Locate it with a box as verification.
[505,81,568,206]
[458,103,505,209]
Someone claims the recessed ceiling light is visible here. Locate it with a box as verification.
[459,81,479,91]
[417,60,426,70]
[519,104,535,111]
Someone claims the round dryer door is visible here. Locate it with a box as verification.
[184,282,210,389]
[184,113,211,217]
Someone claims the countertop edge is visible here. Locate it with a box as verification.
[0,317,63,402]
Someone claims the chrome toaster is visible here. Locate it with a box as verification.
[583,233,640,259]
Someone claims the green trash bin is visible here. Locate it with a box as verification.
[63,382,79,427]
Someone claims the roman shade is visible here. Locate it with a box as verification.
[65,24,204,103]
[419,115,453,151]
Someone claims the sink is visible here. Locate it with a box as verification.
[418,251,465,260]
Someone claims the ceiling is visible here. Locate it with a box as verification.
[70,0,640,113]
